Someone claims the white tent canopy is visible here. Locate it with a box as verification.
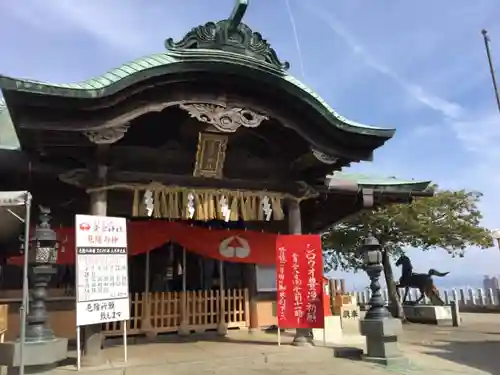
[0,191,29,207]
[0,192,28,241]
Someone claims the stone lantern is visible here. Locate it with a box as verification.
[361,235,390,320]
[358,234,405,366]
[0,207,68,374]
[25,206,59,342]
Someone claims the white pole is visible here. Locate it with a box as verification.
[123,321,128,362]
[76,326,81,370]
[277,325,281,346]
[19,192,32,375]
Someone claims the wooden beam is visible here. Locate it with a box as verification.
[62,169,318,198]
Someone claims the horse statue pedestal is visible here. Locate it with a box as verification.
[403,304,454,325]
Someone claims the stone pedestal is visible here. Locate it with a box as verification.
[340,304,361,335]
[178,293,190,336]
[403,305,454,325]
[142,312,157,340]
[359,318,406,366]
[216,322,228,336]
[0,338,68,375]
[80,327,105,367]
[178,321,191,336]
[313,316,365,349]
[312,316,342,344]
[291,328,314,347]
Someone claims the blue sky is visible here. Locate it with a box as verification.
[1,0,500,288]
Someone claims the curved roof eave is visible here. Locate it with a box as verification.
[326,172,432,193]
[0,49,395,140]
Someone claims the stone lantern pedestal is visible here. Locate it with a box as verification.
[359,317,404,365]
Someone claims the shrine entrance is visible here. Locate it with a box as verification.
[103,240,250,337]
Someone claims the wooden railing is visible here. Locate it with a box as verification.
[103,288,249,336]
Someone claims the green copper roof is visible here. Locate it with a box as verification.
[328,172,431,192]
[0,0,395,139]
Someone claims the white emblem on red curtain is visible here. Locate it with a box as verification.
[219,236,250,258]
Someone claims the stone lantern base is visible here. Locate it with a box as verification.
[0,337,68,374]
[359,318,407,366]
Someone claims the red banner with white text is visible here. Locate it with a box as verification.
[276,235,324,329]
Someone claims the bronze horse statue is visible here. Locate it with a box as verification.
[395,254,449,305]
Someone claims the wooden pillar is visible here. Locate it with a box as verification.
[217,260,228,335]
[142,250,155,338]
[82,164,107,366]
[288,198,313,347]
[243,264,258,332]
[178,247,190,335]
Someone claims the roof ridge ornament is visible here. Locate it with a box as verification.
[228,0,248,31]
[164,0,290,71]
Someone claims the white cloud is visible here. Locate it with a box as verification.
[297,2,466,120]
[0,0,184,54]
[450,111,500,226]
[411,125,439,138]
[453,112,500,159]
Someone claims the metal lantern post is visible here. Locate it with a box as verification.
[481,30,500,115]
[24,207,59,342]
[361,235,390,320]
[359,234,405,366]
[2,207,69,375]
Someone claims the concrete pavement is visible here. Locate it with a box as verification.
[46,313,499,375]
[46,319,492,375]
[398,313,500,375]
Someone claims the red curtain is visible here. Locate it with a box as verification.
[8,221,278,266]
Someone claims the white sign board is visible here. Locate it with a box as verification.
[75,214,130,326]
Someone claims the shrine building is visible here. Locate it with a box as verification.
[0,0,431,364]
